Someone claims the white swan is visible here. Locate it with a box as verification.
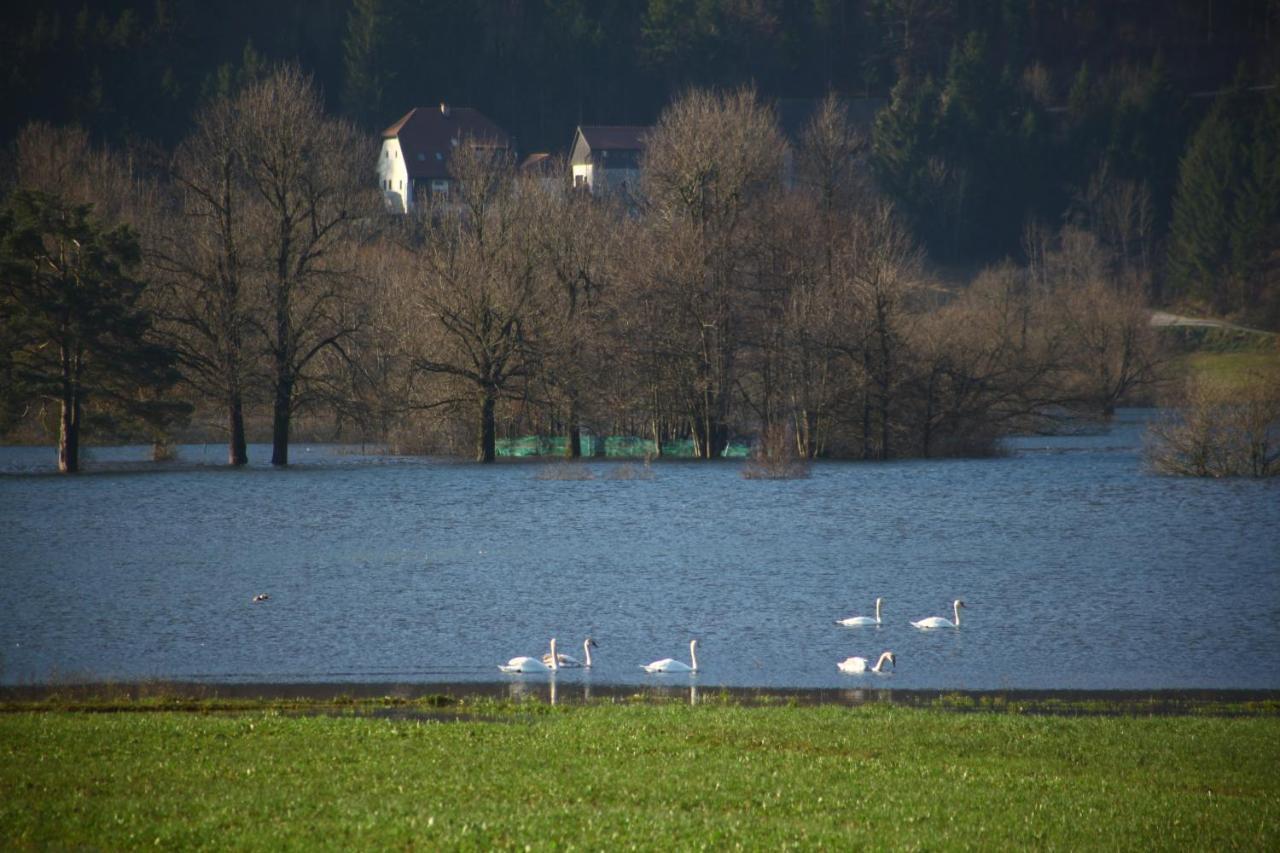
[642,639,699,673]
[544,637,597,668]
[911,599,966,629]
[837,651,895,674]
[500,638,558,673]
[836,597,883,626]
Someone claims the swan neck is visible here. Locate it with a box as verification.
[549,638,558,670]
[953,601,962,627]
[875,598,882,623]
[583,639,592,667]
[690,640,698,672]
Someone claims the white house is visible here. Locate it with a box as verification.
[569,126,648,195]
[377,103,511,212]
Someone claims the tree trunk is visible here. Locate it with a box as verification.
[270,375,292,467]
[477,391,496,463]
[564,397,581,459]
[58,345,81,474]
[228,387,248,466]
[58,389,80,474]
[861,347,873,459]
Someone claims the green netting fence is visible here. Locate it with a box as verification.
[496,435,750,458]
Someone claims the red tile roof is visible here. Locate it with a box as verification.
[383,105,512,180]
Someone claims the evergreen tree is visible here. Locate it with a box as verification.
[1230,82,1280,320]
[341,0,394,129]
[1168,80,1250,312]
[0,190,186,472]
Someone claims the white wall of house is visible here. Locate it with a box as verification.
[377,138,410,212]
[595,166,640,193]
[572,162,593,190]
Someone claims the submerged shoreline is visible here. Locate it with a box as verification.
[4,680,1279,715]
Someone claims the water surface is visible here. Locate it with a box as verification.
[2,411,1277,690]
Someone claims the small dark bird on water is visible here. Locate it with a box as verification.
[252,593,269,603]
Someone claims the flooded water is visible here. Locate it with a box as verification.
[1,411,1277,690]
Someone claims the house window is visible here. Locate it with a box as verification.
[431,179,449,195]
[399,180,403,191]
[574,174,588,189]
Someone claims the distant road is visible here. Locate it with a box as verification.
[1148,312,1274,336]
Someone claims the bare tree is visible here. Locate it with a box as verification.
[397,145,544,463]
[910,262,1068,456]
[639,87,784,458]
[838,201,922,459]
[1074,164,1155,290]
[795,93,867,217]
[1057,277,1164,417]
[8,123,152,226]
[1147,370,1280,477]
[528,172,619,458]
[149,97,256,464]
[234,67,376,466]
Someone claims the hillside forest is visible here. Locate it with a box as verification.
[1,1,1277,471]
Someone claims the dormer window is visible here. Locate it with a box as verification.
[417,153,425,161]
[436,152,443,161]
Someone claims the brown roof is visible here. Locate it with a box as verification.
[578,125,649,152]
[383,105,512,180]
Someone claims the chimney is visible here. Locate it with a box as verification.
[440,102,450,118]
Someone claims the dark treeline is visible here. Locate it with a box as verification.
[3,1,1274,149]
[2,1,1277,286]
[1,3,1278,469]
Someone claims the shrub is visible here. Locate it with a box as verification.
[741,425,811,480]
[1145,369,1280,477]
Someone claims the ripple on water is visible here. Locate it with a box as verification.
[1,418,1278,689]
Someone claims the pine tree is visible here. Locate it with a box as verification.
[341,0,394,129]
[1230,83,1280,319]
[1167,84,1249,312]
[0,190,185,472]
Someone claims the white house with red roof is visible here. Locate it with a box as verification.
[378,103,511,212]
[569,125,648,195]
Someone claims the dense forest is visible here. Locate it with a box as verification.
[1,1,1278,470]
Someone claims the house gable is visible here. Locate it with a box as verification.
[570,125,649,192]
[380,104,512,209]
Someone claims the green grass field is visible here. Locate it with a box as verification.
[1182,349,1280,390]
[1160,322,1279,393]
[2,702,1277,849]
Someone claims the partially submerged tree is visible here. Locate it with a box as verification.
[1057,277,1164,417]
[0,191,185,472]
[150,95,256,465]
[639,86,784,458]
[234,67,376,466]
[528,173,619,458]
[397,144,545,463]
[1146,370,1280,477]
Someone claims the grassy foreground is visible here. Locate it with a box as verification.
[2,702,1278,849]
